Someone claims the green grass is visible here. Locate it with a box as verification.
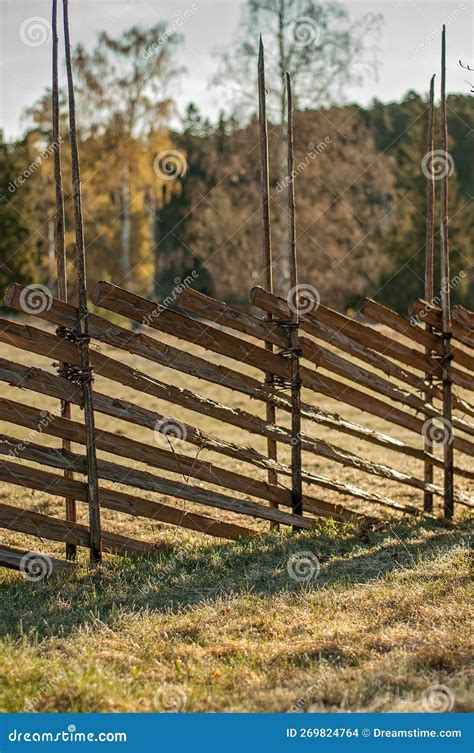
[1,515,472,712]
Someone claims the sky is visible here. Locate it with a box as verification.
[0,0,472,140]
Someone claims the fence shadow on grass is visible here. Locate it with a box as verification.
[0,516,469,642]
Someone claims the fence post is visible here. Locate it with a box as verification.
[258,38,279,526]
[423,74,436,514]
[439,26,454,518]
[286,73,303,520]
[52,0,77,561]
[63,0,102,561]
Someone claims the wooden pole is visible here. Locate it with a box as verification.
[440,25,454,519]
[62,0,102,561]
[424,74,436,514]
[52,0,76,560]
[258,37,279,524]
[286,73,303,519]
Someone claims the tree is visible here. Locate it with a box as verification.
[71,25,183,288]
[216,0,382,287]
[0,133,40,304]
[377,95,472,313]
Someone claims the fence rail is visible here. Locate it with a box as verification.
[0,278,472,570]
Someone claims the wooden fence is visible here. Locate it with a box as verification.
[0,279,472,572]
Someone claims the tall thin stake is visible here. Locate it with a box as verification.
[258,37,279,524]
[440,25,454,518]
[286,73,303,519]
[423,74,436,514]
[62,0,102,561]
[53,0,76,561]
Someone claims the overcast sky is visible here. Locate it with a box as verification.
[0,0,472,140]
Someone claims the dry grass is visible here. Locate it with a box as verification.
[0,319,472,712]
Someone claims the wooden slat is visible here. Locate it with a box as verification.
[0,401,427,517]
[250,288,474,452]
[0,446,256,540]
[1,319,454,485]
[0,450,313,531]
[1,358,450,511]
[179,287,449,408]
[2,356,462,505]
[453,304,474,337]
[411,299,473,350]
[90,281,291,380]
[0,543,75,572]
[0,394,298,511]
[0,435,368,524]
[251,286,437,375]
[0,397,407,516]
[0,495,154,556]
[3,290,445,466]
[362,297,474,387]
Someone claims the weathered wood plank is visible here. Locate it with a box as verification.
[0,438,257,539]
[0,435,369,524]
[251,286,436,375]
[411,299,473,350]
[1,358,459,508]
[3,291,443,465]
[0,495,154,556]
[0,543,75,572]
[362,298,474,386]
[0,400,434,516]
[91,281,291,380]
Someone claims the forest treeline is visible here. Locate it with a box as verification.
[1,16,472,315]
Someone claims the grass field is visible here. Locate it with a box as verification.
[0,323,472,712]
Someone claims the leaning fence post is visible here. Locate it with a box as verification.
[52,0,77,561]
[63,0,102,561]
[423,74,436,514]
[258,37,279,526]
[439,26,454,519]
[286,73,303,519]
